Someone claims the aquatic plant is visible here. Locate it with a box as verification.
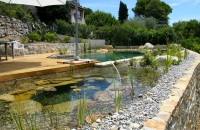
[140,51,155,67]
[114,80,122,113]
[184,48,188,59]
[9,108,24,130]
[163,55,172,73]
[35,72,42,79]
[127,67,134,98]
[41,94,61,129]
[129,58,137,67]
[73,88,86,127]
[111,62,123,113]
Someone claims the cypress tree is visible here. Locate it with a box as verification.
[118,1,128,24]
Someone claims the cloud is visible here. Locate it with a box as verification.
[194,0,200,5]
[169,0,188,6]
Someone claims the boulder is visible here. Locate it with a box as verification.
[144,42,154,48]
[155,55,179,61]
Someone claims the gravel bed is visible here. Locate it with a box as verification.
[79,52,196,130]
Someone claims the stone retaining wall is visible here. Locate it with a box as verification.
[0,43,89,56]
[144,51,200,130]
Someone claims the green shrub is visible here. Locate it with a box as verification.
[62,36,71,43]
[44,33,57,43]
[140,51,155,67]
[28,32,41,42]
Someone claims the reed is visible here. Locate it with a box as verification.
[111,62,123,113]
[127,66,134,98]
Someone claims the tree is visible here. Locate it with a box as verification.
[85,10,120,27]
[37,1,70,24]
[132,0,172,24]
[118,1,128,24]
[84,7,93,18]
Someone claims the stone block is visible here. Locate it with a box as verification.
[144,119,166,130]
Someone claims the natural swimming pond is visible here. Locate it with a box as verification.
[50,51,143,62]
[0,65,159,129]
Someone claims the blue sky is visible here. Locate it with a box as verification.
[80,0,200,25]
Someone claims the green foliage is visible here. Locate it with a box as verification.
[20,36,29,44]
[140,51,155,67]
[73,88,86,127]
[124,17,146,29]
[37,2,70,24]
[184,48,188,59]
[127,67,134,98]
[163,55,172,73]
[62,36,71,43]
[129,58,137,66]
[118,1,128,24]
[28,32,41,42]
[132,0,172,24]
[79,24,95,39]
[44,33,57,43]
[55,19,75,36]
[0,2,33,23]
[85,10,120,27]
[84,7,93,18]
[179,38,200,54]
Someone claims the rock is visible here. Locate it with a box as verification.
[49,77,73,84]
[0,94,15,102]
[34,80,50,86]
[96,49,108,53]
[130,123,140,128]
[93,91,112,102]
[144,43,154,48]
[36,86,44,91]
[86,114,102,124]
[90,123,98,128]
[10,100,42,114]
[102,45,113,49]
[8,89,27,95]
[155,55,179,62]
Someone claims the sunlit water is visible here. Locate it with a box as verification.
[50,51,143,62]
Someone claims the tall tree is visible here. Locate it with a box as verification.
[132,0,172,24]
[85,10,119,27]
[84,7,93,18]
[118,1,128,24]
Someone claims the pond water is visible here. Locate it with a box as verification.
[0,65,159,129]
[50,51,143,62]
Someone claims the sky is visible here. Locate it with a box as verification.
[80,0,200,25]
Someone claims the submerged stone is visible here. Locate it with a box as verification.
[34,80,50,86]
[10,100,42,114]
[0,94,15,102]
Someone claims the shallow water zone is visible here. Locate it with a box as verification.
[0,65,159,129]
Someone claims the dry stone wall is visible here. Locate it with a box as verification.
[0,43,89,56]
